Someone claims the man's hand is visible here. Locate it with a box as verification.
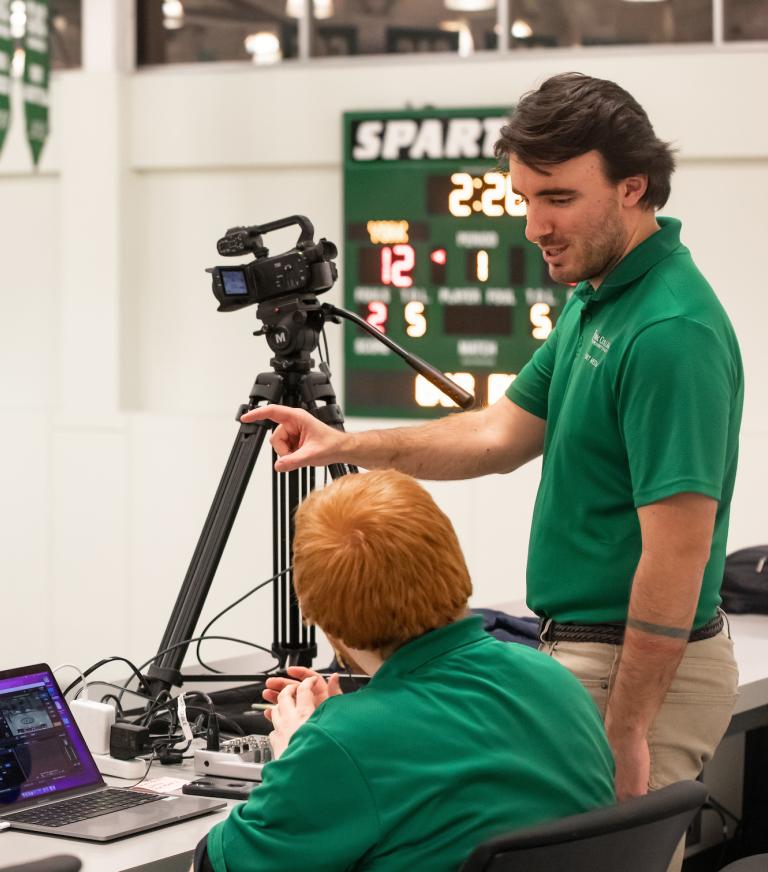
[269,675,332,759]
[606,727,651,801]
[263,666,342,717]
[240,406,347,472]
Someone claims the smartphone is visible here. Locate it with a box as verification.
[182,776,255,801]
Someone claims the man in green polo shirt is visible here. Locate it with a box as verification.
[242,73,742,865]
[192,470,614,872]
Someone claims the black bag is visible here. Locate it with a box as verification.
[721,546,768,614]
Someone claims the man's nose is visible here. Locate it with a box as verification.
[524,205,553,245]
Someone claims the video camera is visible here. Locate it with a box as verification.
[208,214,338,312]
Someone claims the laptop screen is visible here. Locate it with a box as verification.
[0,665,102,808]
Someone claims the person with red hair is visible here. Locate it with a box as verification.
[194,470,614,872]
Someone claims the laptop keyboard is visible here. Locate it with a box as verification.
[7,788,163,827]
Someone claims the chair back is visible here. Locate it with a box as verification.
[460,780,708,872]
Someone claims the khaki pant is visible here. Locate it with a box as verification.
[540,627,739,872]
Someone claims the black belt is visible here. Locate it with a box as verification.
[539,612,724,645]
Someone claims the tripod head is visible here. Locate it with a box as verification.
[255,294,326,366]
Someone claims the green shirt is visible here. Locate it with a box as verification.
[206,616,614,872]
[507,217,743,628]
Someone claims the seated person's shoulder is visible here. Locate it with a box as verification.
[488,637,601,707]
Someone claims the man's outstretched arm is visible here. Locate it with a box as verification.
[240,397,545,480]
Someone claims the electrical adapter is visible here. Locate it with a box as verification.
[71,699,116,756]
[110,723,151,760]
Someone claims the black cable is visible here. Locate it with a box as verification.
[124,751,156,789]
[62,656,153,699]
[184,691,220,749]
[138,635,278,674]
[75,680,154,706]
[704,794,743,867]
[321,325,330,366]
[706,795,741,825]
[195,568,291,673]
[184,703,245,738]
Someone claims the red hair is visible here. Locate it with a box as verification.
[292,470,472,650]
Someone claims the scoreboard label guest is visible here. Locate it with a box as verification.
[344,106,571,418]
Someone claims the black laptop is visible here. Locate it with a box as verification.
[0,664,225,841]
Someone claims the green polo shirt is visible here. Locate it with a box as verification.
[507,217,743,628]
[206,616,614,872]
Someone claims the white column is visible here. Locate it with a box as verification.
[57,0,135,413]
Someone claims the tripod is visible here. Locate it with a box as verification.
[146,220,474,699]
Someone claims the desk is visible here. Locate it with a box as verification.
[4,611,768,871]
[727,612,768,729]
[1,756,234,872]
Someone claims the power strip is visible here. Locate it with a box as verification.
[93,753,148,780]
[193,735,272,782]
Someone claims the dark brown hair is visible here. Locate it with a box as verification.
[495,72,676,210]
[292,470,472,651]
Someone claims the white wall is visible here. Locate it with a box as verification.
[1,42,767,683]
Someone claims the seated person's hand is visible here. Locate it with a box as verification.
[269,675,334,759]
[263,666,341,718]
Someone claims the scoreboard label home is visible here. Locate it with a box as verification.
[343,107,571,419]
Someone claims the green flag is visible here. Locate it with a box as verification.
[23,0,49,167]
[0,0,11,157]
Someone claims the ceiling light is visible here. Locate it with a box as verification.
[313,0,334,17]
[440,18,475,54]
[162,0,184,29]
[12,47,25,78]
[511,18,533,38]
[245,31,282,65]
[458,24,474,56]
[10,1,26,39]
[286,0,335,18]
[444,0,495,11]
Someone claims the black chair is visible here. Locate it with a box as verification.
[720,856,768,871]
[0,857,81,872]
[460,780,708,872]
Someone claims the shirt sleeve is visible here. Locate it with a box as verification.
[205,722,380,872]
[616,316,736,507]
[506,327,558,420]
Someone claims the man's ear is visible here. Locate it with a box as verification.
[622,174,649,208]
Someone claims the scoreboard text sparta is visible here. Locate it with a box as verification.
[343,107,570,418]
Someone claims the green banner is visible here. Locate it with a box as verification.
[23,0,49,167]
[0,0,11,158]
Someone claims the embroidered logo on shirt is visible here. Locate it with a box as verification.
[583,330,611,369]
[591,330,611,353]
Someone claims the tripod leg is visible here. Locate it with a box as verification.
[146,419,271,696]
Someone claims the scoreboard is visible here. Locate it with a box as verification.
[343,106,570,418]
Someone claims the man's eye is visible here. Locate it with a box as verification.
[550,198,573,206]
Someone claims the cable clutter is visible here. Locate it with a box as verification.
[55,604,278,782]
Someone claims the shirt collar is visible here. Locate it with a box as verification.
[574,216,684,303]
[369,615,488,682]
